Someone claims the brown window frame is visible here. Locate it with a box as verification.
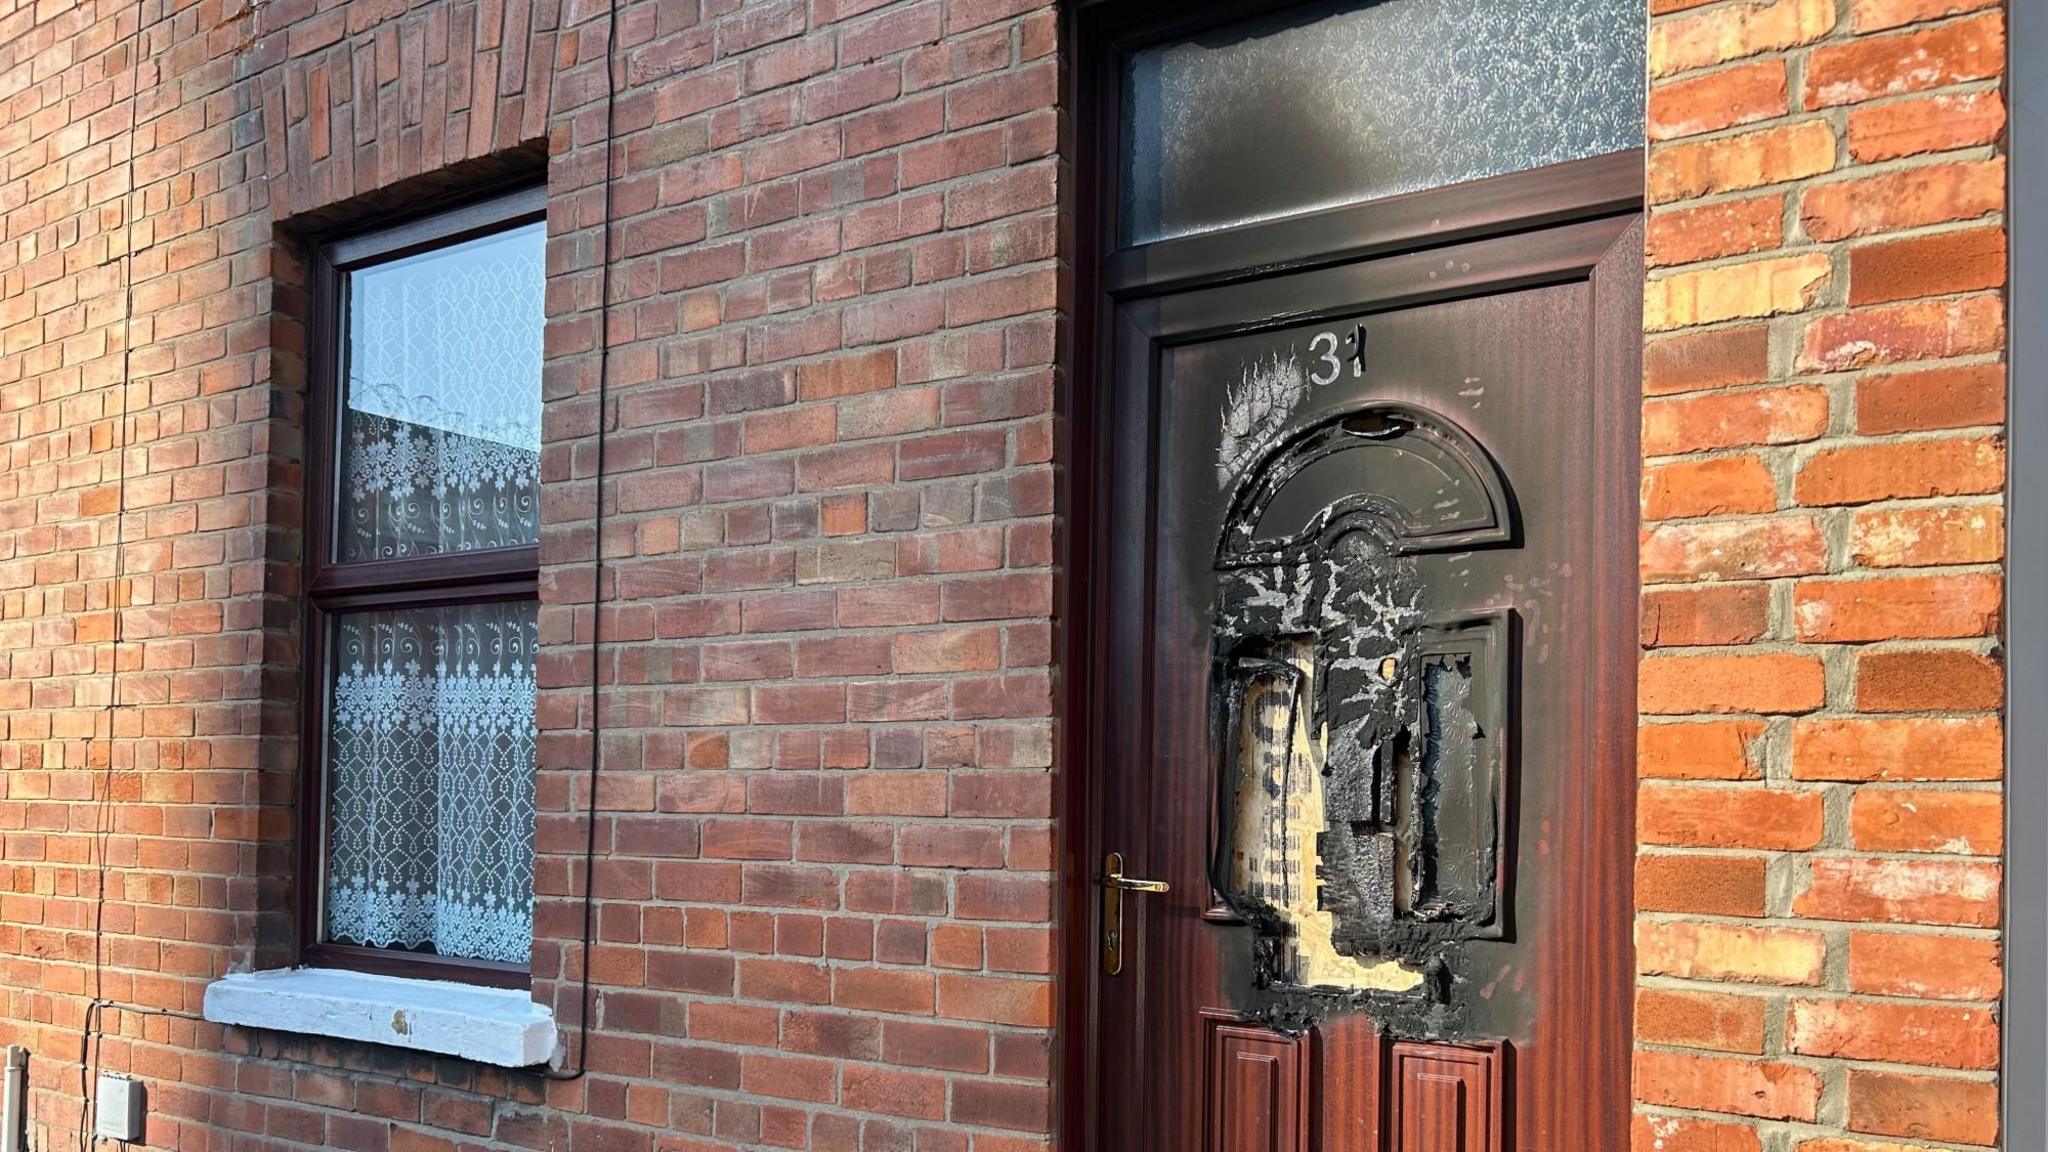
[298,185,547,989]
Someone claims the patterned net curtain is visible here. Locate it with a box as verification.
[326,603,539,963]
[340,225,544,560]
[324,223,544,966]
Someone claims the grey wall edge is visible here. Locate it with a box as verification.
[2008,0,2045,1145]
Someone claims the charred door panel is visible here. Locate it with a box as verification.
[1088,210,1639,1152]
[1209,404,1515,1017]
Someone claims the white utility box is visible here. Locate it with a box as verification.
[93,1072,145,1143]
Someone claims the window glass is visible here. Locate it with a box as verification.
[339,222,546,561]
[1119,0,1647,245]
[324,601,539,965]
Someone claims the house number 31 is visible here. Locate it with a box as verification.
[1307,322,1369,386]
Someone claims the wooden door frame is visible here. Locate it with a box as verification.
[1055,4,1648,1148]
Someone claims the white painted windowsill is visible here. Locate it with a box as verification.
[202,968,558,1068]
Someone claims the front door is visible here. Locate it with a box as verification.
[1071,4,1646,1149]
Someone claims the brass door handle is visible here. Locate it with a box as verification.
[1100,852,1169,975]
[1103,856,1170,892]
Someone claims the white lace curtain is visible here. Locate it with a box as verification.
[325,602,538,964]
[339,222,545,562]
[322,221,546,966]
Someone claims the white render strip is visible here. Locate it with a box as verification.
[202,968,557,1068]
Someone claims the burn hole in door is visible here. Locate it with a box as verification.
[1210,399,1514,1005]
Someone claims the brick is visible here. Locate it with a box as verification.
[894,627,1001,674]
[1644,254,1832,332]
[1854,0,1998,30]
[1637,989,1767,1054]
[1849,931,2002,1000]
[1642,584,1771,647]
[1801,160,2005,243]
[1794,436,2004,505]
[1639,720,1767,780]
[1645,325,1773,396]
[1640,517,1828,584]
[1647,195,1786,267]
[1640,785,1825,850]
[1855,647,2003,712]
[1790,998,1997,1069]
[1633,1050,1821,1121]
[1791,573,2002,641]
[937,974,1051,1027]
[1650,120,1837,205]
[950,1079,1051,1132]
[1803,295,2005,372]
[797,348,898,402]
[1854,787,2002,857]
[1853,364,2004,434]
[1649,62,1789,141]
[899,825,1004,869]
[883,1020,990,1073]
[1641,653,1827,715]
[1644,385,1829,454]
[1806,13,2003,108]
[1845,1070,1998,1145]
[1794,857,2001,926]
[840,1066,945,1120]
[944,164,1056,228]
[1848,226,2005,306]
[1632,1115,1763,1152]
[1649,0,1836,76]
[1637,921,1827,985]
[1643,455,1779,520]
[899,429,1007,480]
[1848,90,2005,163]
[1637,854,1769,916]
[1792,717,2003,782]
[834,968,937,1015]
[942,572,1050,621]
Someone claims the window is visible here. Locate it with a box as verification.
[1118,0,1647,245]
[302,188,546,987]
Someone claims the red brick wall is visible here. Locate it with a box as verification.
[0,0,2019,1148]
[1638,0,2006,1147]
[0,0,1059,1147]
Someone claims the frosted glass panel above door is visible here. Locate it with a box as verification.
[1119,0,1647,245]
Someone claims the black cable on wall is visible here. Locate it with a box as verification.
[545,0,618,1082]
[76,0,154,1145]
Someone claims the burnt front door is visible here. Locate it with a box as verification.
[1070,5,1645,1149]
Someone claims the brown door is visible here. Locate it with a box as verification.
[1075,169,1643,1152]
[1069,10,1644,1141]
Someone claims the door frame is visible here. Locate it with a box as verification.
[1056,4,1648,1148]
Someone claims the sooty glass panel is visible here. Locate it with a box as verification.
[1119,0,1646,245]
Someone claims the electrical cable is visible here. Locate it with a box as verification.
[77,0,151,1144]
[541,0,617,1083]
